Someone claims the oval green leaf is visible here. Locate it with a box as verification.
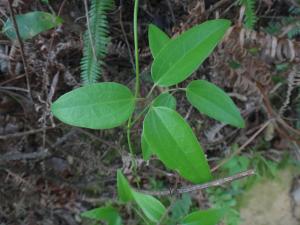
[141,93,176,160]
[117,171,165,223]
[171,193,192,221]
[152,19,231,87]
[143,106,212,183]
[81,206,122,225]
[186,80,245,128]
[3,11,63,40]
[51,82,135,129]
[117,170,133,203]
[152,92,176,110]
[148,24,170,58]
[132,191,166,223]
[181,208,225,225]
[141,131,152,161]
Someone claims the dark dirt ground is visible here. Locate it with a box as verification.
[0,0,300,224]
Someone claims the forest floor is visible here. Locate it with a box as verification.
[0,0,300,224]
[240,167,299,225]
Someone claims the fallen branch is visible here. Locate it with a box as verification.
[139,169,255,196]
[0,149,50,163]
[0,126,57,139]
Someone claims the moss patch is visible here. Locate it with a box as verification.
[239,168,299,225]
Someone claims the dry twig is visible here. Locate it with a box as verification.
[0,126,57,139]
[212,120,272,172]
[0,149,50,163]
[119,4,135,71]
[139,169,255,197]
[7,0,31,98]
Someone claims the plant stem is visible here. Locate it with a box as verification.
[146,84,157,99]
[126,0,140,157]
[146,86,186,99]
[7,0,32,99]
[167,87,186,93]
[133,0,140,98]
[139,169,256,196]
[131,87,187,128]
[130,104,151,128]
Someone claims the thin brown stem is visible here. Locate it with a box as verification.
[0,126,58,139]
[138,169,255,197]
[7,0,31,99]
[212,120,272,172]
[0,150,50,163]
[119,4,135,71]
[57,0,67,16]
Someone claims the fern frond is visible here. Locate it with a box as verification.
[289,6,300,16]
[265,15,300,39]
[264,6,300,39]
[239,0,257,29]
[279,65,300,115]
[81,0,114,85]
[287,25,300,39]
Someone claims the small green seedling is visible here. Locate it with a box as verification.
[51,4,245,223]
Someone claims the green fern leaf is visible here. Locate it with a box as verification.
[81,0,114,85]
[239,0,257,29]
[288,26,300,39]
[264,9,300,39]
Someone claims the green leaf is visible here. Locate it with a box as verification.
[186,80,245,128]
[143,106,212,183]
[81,206,122,225]
[132,191,166,223]
[3,11,63,40]
[181,208,225,225]
[152,19,231,87]
[152,93,176,110]
[51,82,135,129]
[239,0,257,29]
[222,155,250,175]
[148,24,170,58]
[141,93,176,160]
[80,0,114,85]
[117,170,133,203]
[171,193,192,221]
[117,171,166,223]
[141,130,152,161]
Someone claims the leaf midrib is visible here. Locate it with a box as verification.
[56,98,133,110]
[151,107,208,181]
